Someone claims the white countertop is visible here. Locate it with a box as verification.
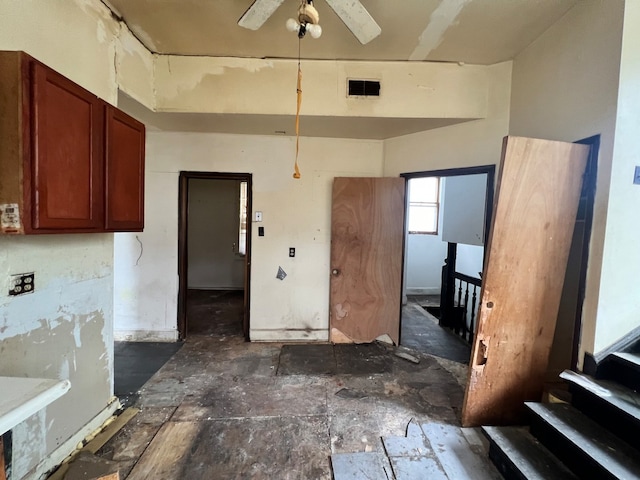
[0,376,71,436]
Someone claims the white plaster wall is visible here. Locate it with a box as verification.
[456,244,484,279]
[0,0,155,476]
[383,61,512,176]
[509,0,624,359]
[114,132,384,341]
[595,1,640,351]
[404,236,447,296]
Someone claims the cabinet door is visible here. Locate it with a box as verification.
[105,106,145,231]
[30,62,104,231]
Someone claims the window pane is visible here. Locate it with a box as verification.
[408,205,438,233]
[238,182,247,255]
[409,177,439,203]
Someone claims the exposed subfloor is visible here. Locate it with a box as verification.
[100,290,481,479]
[402,295,472,364]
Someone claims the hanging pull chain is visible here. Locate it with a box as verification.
[293,38,302,179]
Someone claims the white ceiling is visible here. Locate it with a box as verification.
[107,0,578,139]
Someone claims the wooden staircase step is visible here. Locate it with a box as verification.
[526,402,640,480]
[482,426,577,480]
[599,352,640,391]
[560,369,640,448]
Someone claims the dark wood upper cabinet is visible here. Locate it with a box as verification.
[105,107,145,231]
[0,51,145,234]
[31,62,104,231]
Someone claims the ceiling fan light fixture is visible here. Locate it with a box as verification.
[307,23,322,39]
[286,17,300,32]
[286,1,321,39]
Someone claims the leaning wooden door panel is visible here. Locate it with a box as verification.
[330,177,405,344]
[462,137,589,427]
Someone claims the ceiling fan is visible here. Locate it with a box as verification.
[238,0,382,45]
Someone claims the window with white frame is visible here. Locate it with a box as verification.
[407,177,440,235]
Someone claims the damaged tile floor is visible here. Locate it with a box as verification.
[96,291,498,479]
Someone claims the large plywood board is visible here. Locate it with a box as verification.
[462,137,589,427]
[330,177,405,344]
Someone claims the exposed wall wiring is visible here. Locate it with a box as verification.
[135,235,144,266]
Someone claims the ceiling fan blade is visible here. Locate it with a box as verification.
[325,0,381,44]
[238,0,286,30]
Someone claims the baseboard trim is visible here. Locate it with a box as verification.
[114,329,179,342]
[187,286,243,291]
[250,329,329,342]
[582,324,640,375]
[406,287,441,296]
[31,398,120,480]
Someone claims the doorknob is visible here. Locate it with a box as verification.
[331,269,340,276]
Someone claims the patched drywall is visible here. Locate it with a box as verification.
[113,132,383,342]
[155,55,489,120]
[383,61,511,175]
[0,234,113,477]
[116,24,156,110]
[509,0,624,361]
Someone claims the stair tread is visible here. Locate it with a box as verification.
[560,369,640,420]
[611,352,640,367]
[526,402,640,478]
[482,426,578,480]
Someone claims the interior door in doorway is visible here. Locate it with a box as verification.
[329,177,405,344]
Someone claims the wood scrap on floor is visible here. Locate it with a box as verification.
[63,452,119,480]
[48,408,138,480]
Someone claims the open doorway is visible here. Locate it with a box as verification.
[399,166,495,363]
[177,172,252,340]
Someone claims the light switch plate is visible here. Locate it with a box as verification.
[634,166,640,185]
[255,211,263,222]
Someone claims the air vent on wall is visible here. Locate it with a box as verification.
[348,79,381,97]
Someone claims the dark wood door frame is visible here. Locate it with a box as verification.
[178,171,253,341]
[571,135,599,370]
[399,165,496,346]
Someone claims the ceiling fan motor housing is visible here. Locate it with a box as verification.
[298,2,319,25]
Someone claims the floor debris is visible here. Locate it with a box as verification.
[394,351,421,364]
[335,388,368,399]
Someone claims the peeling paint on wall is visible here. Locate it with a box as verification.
[12,410,47,479]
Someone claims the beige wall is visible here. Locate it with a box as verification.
[509,0,625,360]
[114,132,384,341]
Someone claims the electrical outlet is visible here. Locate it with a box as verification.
[289,247,295,257]
[634,166,640,185]
[9,272,35,296]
